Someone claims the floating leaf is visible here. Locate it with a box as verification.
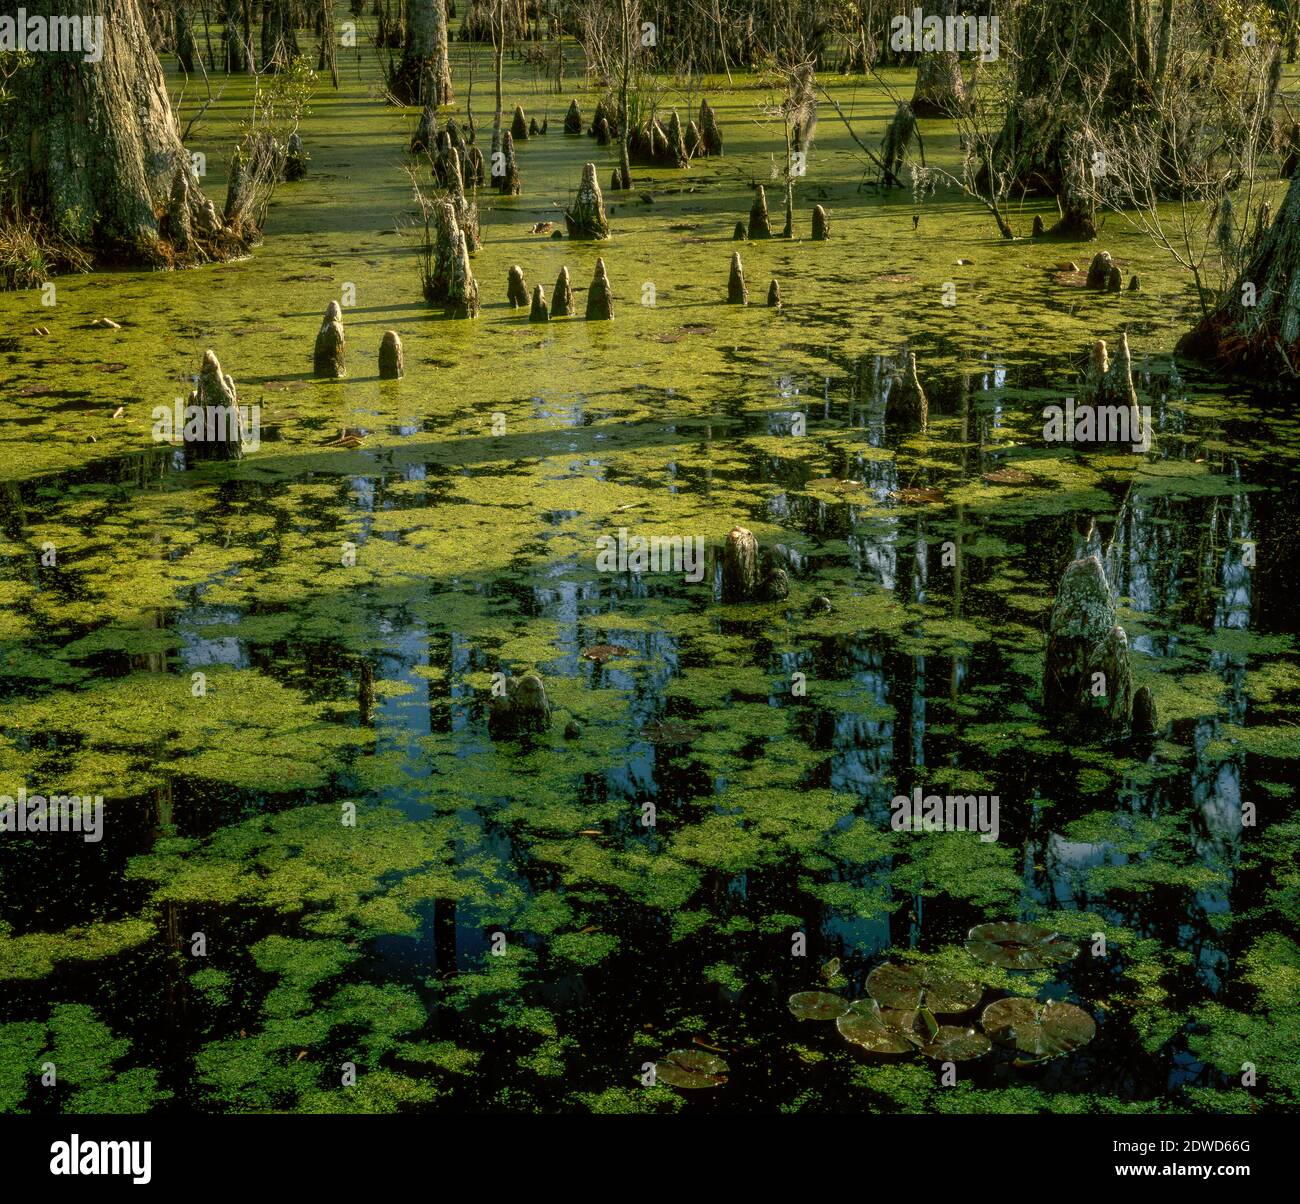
[892,486,945,504]
[981,467,1032,485]
[787,991,850,1021]
[965,922,1078,970]
[582,644,634,664]
[643,719,700,746]
[981,997,1096,1057]
[654,1049,729,1089]
[836,1002,916,1054]
[915,1026,992,1061]
[865,963,982,1014]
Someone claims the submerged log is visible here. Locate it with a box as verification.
[749,184,772,239]
[1042,554,1133,737]
[378,330,404,379]
[489,672,552,738]
[553,265,575,317]
[529,283,549,322]
[507,264,529,307]
[185,350,243,462]
[313,301,346,378]
[728,252,747,304]
[565,162,610,239]
[722,526,760,602]
[586,258,614,320]
[887,351,928,429]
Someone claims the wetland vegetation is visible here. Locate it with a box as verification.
[0,0,1299,1118]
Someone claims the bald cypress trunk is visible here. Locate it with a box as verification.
[909,0,966,118]
[391,0,454,106]
[0,0,246,266]
[991,0,1147,239]
[1177,172,1300,379]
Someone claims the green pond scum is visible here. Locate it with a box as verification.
[0,5,1299,1150]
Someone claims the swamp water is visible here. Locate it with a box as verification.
[1,50,1298,1114]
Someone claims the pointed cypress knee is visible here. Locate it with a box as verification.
[811,204,829,241]
[314,301,346,378]
[728,252,747,304]
[733,220,746,241]
[551,266,575,317]
[749,185,772,239]
[586,258,614,320]
[887,351,928,429]
[722,526,760,602]
[511,105,529,141]
[767,279,781,307]
[185,350,243,462]
[378,330,404,379]
[507,264,529,307]
[529,284,549,322]
[564,98,583,134]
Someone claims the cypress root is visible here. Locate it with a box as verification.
[552,266,575,317]
[887,351,928,430]
[586,257,614,320]
[499,131,521,195]
[313,301,346,378]
[565,162,610,239]
[665,109,689,168]
[728,252,747,304]
[378,330,404,379]
[748,185,771,239]
[529,284,549,322]
[721,526,760,601]
[698,97,723,155]
[507,264,529,307]
[185,350,244,462]
[1086,251,1115,290]
[446,229,480,319]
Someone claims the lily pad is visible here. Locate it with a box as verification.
[836,1002,916,1054]
[787,991,850,1021]
[981,997,1096,1057]
[914,1025,992,1061]
[654,1049,729,1089]
[865,963,982,1014]
[965,922,1078,970]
